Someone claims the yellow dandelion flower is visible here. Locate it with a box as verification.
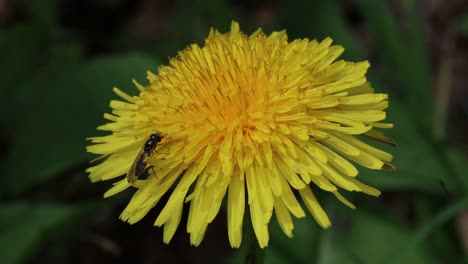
[87,21,394,248]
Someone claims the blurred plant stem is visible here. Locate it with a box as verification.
[433,29,454,142]
[385,196,468,264]
[415,195,460,258]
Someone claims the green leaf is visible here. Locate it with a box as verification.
[403,0,431,130]
[313,201,432,264]
[316,227,358,264]
[359,98,447,192]
[0,202,96,264]
[353,0,404,72]
[344,210,435,264]
[264,217,320,264]
[384,196,468,264]
[441,148,468,194]
[276,0,364,61]
[354,0,431,129]
[2,54,159,196]
[0,23,46,118]
[231,201,435,263]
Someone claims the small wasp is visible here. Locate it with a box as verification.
[126,133,163,183]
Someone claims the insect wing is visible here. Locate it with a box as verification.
[126,148,149,183]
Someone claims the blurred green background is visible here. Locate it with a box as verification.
[1,0,468,263]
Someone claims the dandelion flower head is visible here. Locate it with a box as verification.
[87,21,394,248]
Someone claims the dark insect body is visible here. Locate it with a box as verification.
[126,133,163,183]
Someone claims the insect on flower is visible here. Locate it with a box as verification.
[87,21,396,248]
[126,133,163,183]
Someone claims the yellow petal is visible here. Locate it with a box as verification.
[299,186,331,228]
